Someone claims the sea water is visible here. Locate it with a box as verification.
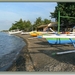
[0,32,25,71]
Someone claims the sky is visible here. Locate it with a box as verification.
[0,2,57,31]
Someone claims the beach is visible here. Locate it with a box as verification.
[7,33,75,72]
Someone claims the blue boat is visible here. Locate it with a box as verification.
[46,37,75,44]
[38,9,75,55]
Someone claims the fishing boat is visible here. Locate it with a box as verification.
[9,30,22,34]
[38,9,75,45]
[21,32,29,35]
[38,33,75,44]
[29,31,42,37]
[29,30,53,37]
[37,10,75,55]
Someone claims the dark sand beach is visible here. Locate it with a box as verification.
[7,33,75,72]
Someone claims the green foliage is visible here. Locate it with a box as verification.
[50,2,75,25]
[43,19,51,24]
[9,17,51,31]
[34,17,43,29]
[33,17,51,30]
[9,19,32,31]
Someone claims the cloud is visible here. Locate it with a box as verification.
[19,2,57,22]
[0,2,57,30]
[20,10,51,24]
[0,20,13,30]
[0,10,21,21]
[0,10,21,30]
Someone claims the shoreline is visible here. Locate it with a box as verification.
[0,33,27,71]
[7,33,29,71]
[7,33,75,72]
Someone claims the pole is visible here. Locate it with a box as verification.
[60,16,75,19]
[58,10,60,33]
[52,50,75,55]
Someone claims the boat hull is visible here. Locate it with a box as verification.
[46,38,75,44]
[30,33,38,37]
[29,31,42,37]
[9,31,22,34]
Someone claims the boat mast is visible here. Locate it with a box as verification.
[58,10,60,33]
[57,4,75,33]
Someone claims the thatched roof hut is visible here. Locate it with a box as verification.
[48,22,57,27]
[37,22,58,31]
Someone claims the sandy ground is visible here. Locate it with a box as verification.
[7,33,75,72]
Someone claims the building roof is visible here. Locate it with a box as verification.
[37,22,58,28]
[37,25,47,28]
[48,22,57,27]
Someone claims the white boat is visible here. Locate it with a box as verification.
[21,32,29,35]
[38,28,75,44]
[9,31,22,34]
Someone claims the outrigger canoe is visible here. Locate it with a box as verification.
[38,34,75,44]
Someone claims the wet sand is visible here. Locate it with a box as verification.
[7,33,75,72]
